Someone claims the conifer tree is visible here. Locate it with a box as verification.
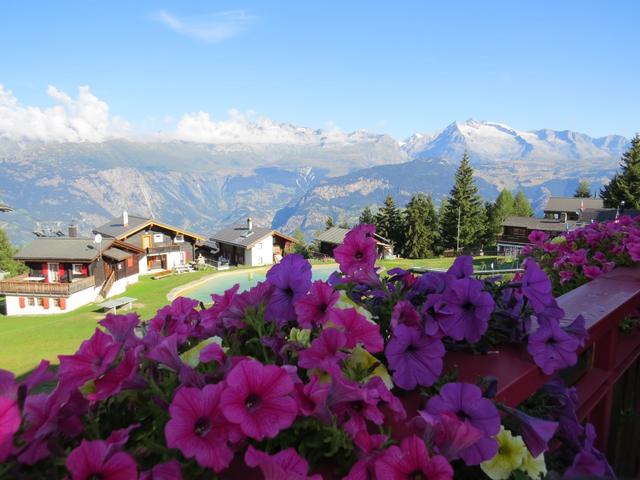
[402,193,438,258]
[325,216,335,230]
[358,206,376,225]
[338,220,350,229]
[483,189,515,246]
[513,191,534,217]
[439,152,486,250]
[574,180,591,198]
[0,228,26,277]
[601,134,640,209]
[375,195,404,251]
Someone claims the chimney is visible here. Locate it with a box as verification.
[247,217,253,232]
[123,211,129,227]
[68,223,78,238]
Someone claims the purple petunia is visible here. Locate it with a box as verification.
[294,280,339,328]
[333,224,378,275]
[390,300,422,330]
[501,405,558,457]
[266,254,312,325]
[437,278,494,343]
[385,325,445,390]
[165,384,242,472]
[527,319,580,375]
[521,260,554,314]
[424,382,501,465]
[447,255,474,279]
[416,410,484,461]
[221,359,298,441]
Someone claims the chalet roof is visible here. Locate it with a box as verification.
[210,225,298,249]
[14,237,114,262]
[501,216,574,232]
[94,214,205,241]
[102,247,133,262]
[315,227,392,246]
[0,203,12,212]
[544,197,603,213]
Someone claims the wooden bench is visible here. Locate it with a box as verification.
[97,296,137,314]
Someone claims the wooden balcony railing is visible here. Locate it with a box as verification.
[148,245,182,254]
[0,275,96,296]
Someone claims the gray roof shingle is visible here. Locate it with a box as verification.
[502,216,574,232]
[102,247,133,262]
[0,203,12,212]
[14,238,114,262]
[210,226,274,248]
[544,197,603,212]
[93,215,152,238]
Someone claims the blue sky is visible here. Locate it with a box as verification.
[1,0,638,139]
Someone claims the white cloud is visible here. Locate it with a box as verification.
[152,10,255,43]
[0,84,130,142]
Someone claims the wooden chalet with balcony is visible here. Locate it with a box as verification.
[93,212,209,274]
[0,235,143,316]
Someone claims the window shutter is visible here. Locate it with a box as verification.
[19,297,25,308]
[43,298,50,309]
[42,263,49,283]
[59,298,67,310]
[82,264,88,276]
[59,264,65,281]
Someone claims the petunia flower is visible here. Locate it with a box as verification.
[329,307,383,353]
[298,328,348,375]
[480,426,528,480]
[521,260,554,314]
[562,314,588,348]
[333,224,378,275]
[0,370,20,462]
[244,445,322,480]
[294,280,340,328]
[447,255,474,279]
[528,230,549,246]
[520,450,547,480]
[66,439,137,480]
[416,410,484,461]
[390,300,422,330]
[437,278,494,343]
[583,264,603,280]
[88,345,143,402]
[500,405,558,457]
[149,296,201,341]
[374,434,454,480]
[424,382,501,465]
[266,254,312,325]
[385,325,445,390]
[165,384,241,472]
[99,312,141,348]
[564,423,615,478]
[221,359,297,440]
[140,460,183,480]
[344,345,393,390]
[527,319,580,375]
[219,281,274,330]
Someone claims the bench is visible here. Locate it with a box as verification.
[97,296,137,314]
[173,265,194,274]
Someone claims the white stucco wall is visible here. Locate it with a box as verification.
[246,236,274,266]
[3,286,97,316]
[166,251,184,269]
[138,256,149,275]
[105,273,139,298]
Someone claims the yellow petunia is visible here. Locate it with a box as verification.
[521,450,547,479]
[344,345,393,389]
[179,336,223,368]
[288,328,312,347]
[480,426,528,480]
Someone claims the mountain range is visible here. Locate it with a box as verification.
[0,119,628,245]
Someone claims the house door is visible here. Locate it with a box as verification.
[141,235,152,249]
[48,263,60,283]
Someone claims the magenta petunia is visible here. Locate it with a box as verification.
[390,300,422,330]
[99,312,141,348]
[528,230,549,246]
[140,460,183,480]
[298,328,348,375]
[149,297,201,341]
[424,382,501,465]
[0,371,20,462]
[245,445,322,480]
[165,384,241,472]
[583,264,603,279]
[374,435,454,480]
[58,328,121,389]
[437,278,494,343]
[266,254,312,325]
[329,307,383,353]
[66,439,137,480]
[527,319,580,375]
[294,280,340,328]
[416,411,484,461]
[89,345,143,402]
[221,359,297,440]
[385,325,445,390]
[333,224,378,275]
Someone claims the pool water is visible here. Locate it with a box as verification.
[181,263,339,304]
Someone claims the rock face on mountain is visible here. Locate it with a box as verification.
[0,120,627,244]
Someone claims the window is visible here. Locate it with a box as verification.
[36,297,44,307]
[28,297,35,307]
[256,243,263,249]
[153,233,164,243]
[127,257,134,268]
[72,264,83,275]
[174,234,184,243]
[54,298,61,307]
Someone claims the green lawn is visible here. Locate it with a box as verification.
[0,256,516,375]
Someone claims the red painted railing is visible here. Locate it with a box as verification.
[446,265,640,459]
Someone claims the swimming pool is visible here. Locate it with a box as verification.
[178,263,339,304]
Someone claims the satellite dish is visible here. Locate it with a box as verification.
[94,234,103,244]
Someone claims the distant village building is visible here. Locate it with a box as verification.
[209,218,298,267]
[497,216,573,254]
[315,227,394,259]
[93,212,209,274]
[0,232,143,316]
[543,197,604,221]
[0,202,12,212]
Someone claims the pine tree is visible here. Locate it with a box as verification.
[439,152,486,250]
[358,206,376,225]
[484,189,515,246]
[513,191,534,217]
[601,135,640,209]
[402,193,439,258]
[325,217,335,230]
[338,220,350,229]
[574,180,591,198]
[0,228,26,277]
[375,195,404,251]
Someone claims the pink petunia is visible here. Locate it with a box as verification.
[298,328,348,375]
[374,435,454,480]
[165,384,242,472]
[221,360,297,440]
[66,439,137,480]
[294,280,340,328]
[245,445,322,480]
[0,370,20,462]
[333,225,378,275]
[329,308,383,353]
[88,345,143,402]
[140,460,183,480]
[583,264,603,280]
[390,300,422,330]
